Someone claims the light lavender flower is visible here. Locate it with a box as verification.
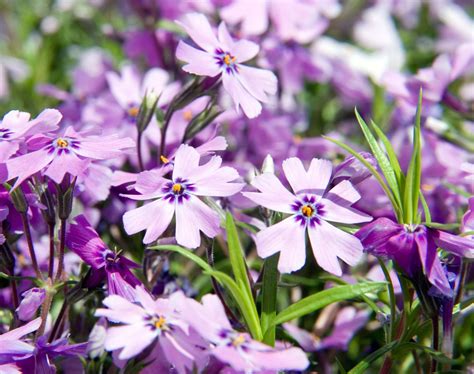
[243,157,371,274]
[123,143,243,248]
[176,13,277,118]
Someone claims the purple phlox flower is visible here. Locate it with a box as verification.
[5,126,135,188]
[462,197,474,236]
[87,317,108,359]
[16,287,46,321]
[356,217,474,296]
[243,157,372,274]
[383,43,474,110]
[220,0,340,42]
[0,317,40,364]
[259,38,331,96]
[15,336,87,374]
[106,64,178,126]
[182,294,309,372]
[123,143,243,248]
[284,306,369,352]
[66,214,142,301]
[333,152,377,187]
[432,1,474,53]
[0,108,61,163]
[95,287,207,373]
[176,13,277,118]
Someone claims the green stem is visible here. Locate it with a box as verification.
[261,253,279,346]
[378,259,396,343]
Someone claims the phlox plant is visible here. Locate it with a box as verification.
[0,1,473,374]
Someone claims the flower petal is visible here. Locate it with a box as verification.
[320,198,372,224]
[177,13,220,52]
[172,144,200,181]
[176,41,221,77]
[326,180,362,206]
[222,71,262,118]
[243,173,295,213]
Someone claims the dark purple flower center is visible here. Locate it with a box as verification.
[126,103,140,122]
[162,178,195,204]
[46,137,80,155]
[215,49,238,75]
[218,329,249,348]
[144,314,168,332]
[0,128,14,140]
[292,195,325,227]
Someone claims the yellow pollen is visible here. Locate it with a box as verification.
[128,106,139,117]
[154,316,166,329]
[56,138,69,148]
[224,54,236,66]
[160,155,170,164]
[172,183,182,193]
[301,205,313,217]
[422,183,435,192]
[232,334,246,347]
[183,110,193,121]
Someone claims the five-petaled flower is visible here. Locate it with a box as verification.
[123,143,243,248]
[243,157,372,274]
[176,13,278,118]
[5,126,134,188]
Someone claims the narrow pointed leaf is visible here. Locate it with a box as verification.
[355,109,402,207]
[403,89,423,224]
[270,282,386,328]
[225,212,254,302]
[323,135,402,221]
[348,341,397,374]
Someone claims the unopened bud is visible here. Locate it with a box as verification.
[261,154,275,175]
[136,90,159,133]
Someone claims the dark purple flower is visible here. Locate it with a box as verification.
[356,217,474,296]
[66,214,142,301]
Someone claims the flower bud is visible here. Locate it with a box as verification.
[136,89,159,133]
[16,287,46,321]
[261,154,275,175]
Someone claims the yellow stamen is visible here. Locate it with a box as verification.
[293,135,302,144]
[224,54,236,66]
[56,138,69,148]
[128,106,139,117]
[422,183,435,192]
[301,205,313,217]
[183,110,193,121]
[172,183,182,193]
[160,155,170,164]
[232,334,246,347]
[154,316,166,329]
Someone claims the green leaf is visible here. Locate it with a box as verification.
[323,135,402,220]
[348,341,397,374]
[370,119,405,191]
[225,212,254,302]
[270,282,386,328]
[355,109,402,208]
[419,191,431,224]
[208,270,263,340]
[403,89,423,224]
[149,245,212,273]
[260,253,280,345]
[150,244,263,340]
[393,342,464,365]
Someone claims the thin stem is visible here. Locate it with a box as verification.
[206,241,242,328]
[158,104,175,162]
[36,290,53,340]
[48,223,55,279]
[431,315,439,374]
[54,219,67,282]
[20,212,42,279]
[412,350,422,374]
[10,278,19,310]
[49,299,67,342]
[137,130,145,171]
[378,259,397,343]
[454,261,469,305]
[260,253,279,346]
